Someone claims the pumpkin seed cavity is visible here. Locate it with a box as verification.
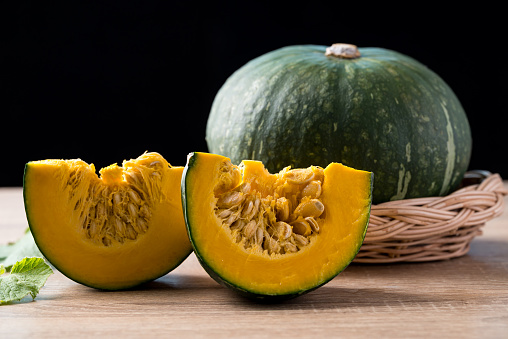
[64,154,166,246]
[214,162,325,255]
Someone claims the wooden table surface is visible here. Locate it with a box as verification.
[1,186,507,338]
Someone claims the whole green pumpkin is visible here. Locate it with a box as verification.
[206,44,472,204]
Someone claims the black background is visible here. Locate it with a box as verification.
[2,2,506,186]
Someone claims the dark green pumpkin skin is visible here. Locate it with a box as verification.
[206,45,472,204]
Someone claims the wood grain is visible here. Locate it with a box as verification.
[1,186,507,338]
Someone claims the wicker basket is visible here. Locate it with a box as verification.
[354,171,508,263]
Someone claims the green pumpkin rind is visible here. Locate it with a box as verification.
[206,45,472,204]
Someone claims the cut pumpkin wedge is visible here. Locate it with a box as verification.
[23,152,192,290]
[181,152,373,299]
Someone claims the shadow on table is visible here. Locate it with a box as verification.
[58,237,507,310]
[142,274,220,291]
[467,238,508,261]
[226,285,449,312]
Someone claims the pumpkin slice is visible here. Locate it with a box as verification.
[182,152,373,299]
[23,152,192,290]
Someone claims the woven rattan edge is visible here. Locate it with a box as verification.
[354,172,507,264]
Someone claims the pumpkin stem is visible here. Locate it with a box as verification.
[325,43,360,59]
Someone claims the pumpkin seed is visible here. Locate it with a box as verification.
[149,160,161,168]
[224,211,240,227]
[283,241,298,253]
[293,234,309,247]
[301,180,322,199]
[293,199,324,218]
[125,170,142,187]
[113,192,123,207]
[276,197,290,221]
[230,220,245,232]
[238,182,251,193]
[96,202,106,219]
[284,168,315,185]
[253,198,261,215]
[89,221,97,238]
[241,199,254,219]
[265,237,281,254]
[217,191,244,208]
[139,204,151,218]
[128,203,138,220]
[125,224,137,240]
[275,221,292,240]
[305,217,320,233]
[242,220,258,239]
[218,209,233,219]
[115,217,126,236]
[128,190,141,205]
[255,227,264,247]
[137,219,148,233]
[290,219,312,236]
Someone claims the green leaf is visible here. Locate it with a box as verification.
[0,257,53,304]
[0,229,44,271]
